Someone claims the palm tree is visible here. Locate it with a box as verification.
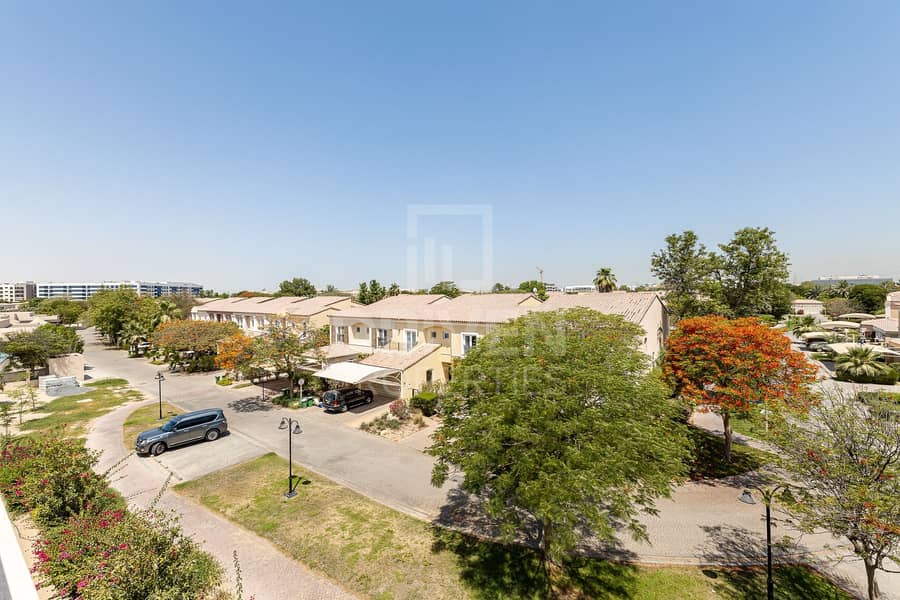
[831,280,851,298]
[157,299,182,324]
[835,346,890,380]
[593,268,617,293]
[120,320,149,354]
[788,315,820,336]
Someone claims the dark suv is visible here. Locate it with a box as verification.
[135,408,228,456]
[322,388,374,412]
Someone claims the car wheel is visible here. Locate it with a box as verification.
[205,429,220,442]
[151,442,166,456]
[366,394,373,404]
[340,404,348,413]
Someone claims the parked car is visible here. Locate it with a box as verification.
[808,341,830,352]
[135,408,228,456]
[321,388,374,412]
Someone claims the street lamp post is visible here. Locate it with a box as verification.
[154,372,165,420]
[738,485,788,600]
[278,416,302,499]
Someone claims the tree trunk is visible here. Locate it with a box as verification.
[865,562,879,600]
[722,411,733,462]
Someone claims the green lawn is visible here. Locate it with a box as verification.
[20,380,143,436]
[175,453,849,600]
[687,427,775,479]
[122,402,183,448]
[85,377,130,388]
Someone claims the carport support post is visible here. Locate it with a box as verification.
[155,372,165,420]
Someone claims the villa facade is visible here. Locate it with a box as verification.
[191,296,357,336]
[316,291,669,400]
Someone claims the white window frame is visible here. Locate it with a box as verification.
[336,326,347,343]
[376,328,390,348]
[462,332,479,356]
[403,329,418,351]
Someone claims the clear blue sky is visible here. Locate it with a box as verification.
[2,2,898,292]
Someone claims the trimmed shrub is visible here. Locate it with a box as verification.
[216,377,233,386]
[836,367,899,385]
[410,392,440,417]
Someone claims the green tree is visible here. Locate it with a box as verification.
[429,281,461,298]
[254,319,311,398]
[430,308,692,578]
[276,277,317,297]
[388,282,401,297]
[786,315,819,336]
[714,227,791,317]
[0,325,84,376]
[650,230,719,318]
[772,394,899,600]
[848,285,888,314]
[592,267,617,292]
[33,298,86,325]
[491,282,511,293]
[84,288,142,344]
[517,280,547,301]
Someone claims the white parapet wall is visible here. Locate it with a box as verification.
[0,496,40,600]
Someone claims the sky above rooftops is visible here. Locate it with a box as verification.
[1,2,899,292]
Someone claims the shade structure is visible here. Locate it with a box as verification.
[313,362,399,385]
[800,331,831,341]
[825,343,900,357]
[820,321,861,330]
[837,313,877,320]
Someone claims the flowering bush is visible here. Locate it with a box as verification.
[34,508,221,599]
[388,399,409,421]
[0,435,120,527]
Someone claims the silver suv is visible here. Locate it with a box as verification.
[135,408,228,456]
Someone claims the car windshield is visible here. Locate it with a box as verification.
[323,391,338,402]
[160,419,178,432]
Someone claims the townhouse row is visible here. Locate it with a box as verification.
[192,291,669,400]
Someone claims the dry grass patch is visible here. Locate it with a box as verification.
[175,454,852,600]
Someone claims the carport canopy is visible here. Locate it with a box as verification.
[313,362,400,385]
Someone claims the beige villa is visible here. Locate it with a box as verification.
[191,295,357,336]
[314,291,669,400]
[860,290,900,348]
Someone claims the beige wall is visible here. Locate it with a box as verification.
[638,297,668,364]
[399,348,447,399]
[47,354,84,382]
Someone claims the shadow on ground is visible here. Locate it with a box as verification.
[698,525,854,600]
[228,396,279,413]
[431,489,642,599]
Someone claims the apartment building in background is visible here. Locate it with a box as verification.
[37,281,203,301]
[0,282,36,303]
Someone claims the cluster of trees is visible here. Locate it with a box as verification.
[0,324,85,381]
[84,288,193,348]
[21,297,87,325]
[152,320,240,372]
[358,280,401,304]
[651,227,792,319]
[215,321,329,393]
[790,281,895,317]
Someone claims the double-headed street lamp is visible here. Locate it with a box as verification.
[154,372,165,419]
[738,484,789,600]
[278,416,302,499]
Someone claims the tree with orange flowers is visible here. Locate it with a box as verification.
[664,316,817,461]
[215,332,256,378]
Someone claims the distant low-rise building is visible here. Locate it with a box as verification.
[37,281,203,300]
[809,275,894,287]
[191,295,357,336]
[790,299,826,318]
[0,282,36,303]
[861,291,900,347]
[563,284,597,294]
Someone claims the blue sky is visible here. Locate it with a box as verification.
[2,2,899,292]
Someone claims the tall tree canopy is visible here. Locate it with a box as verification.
[650,230,720,318]
[517,280,547,300]
[848,284,888,314]
[31,298,86,325]
[276,277,317,297]
[431,308,692,574]
[593,267,617,292]
[714,227,790,317]
[429,281,462,298]
[772,394,899,600]
[664,316,817,461]
[152,320,238,354]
